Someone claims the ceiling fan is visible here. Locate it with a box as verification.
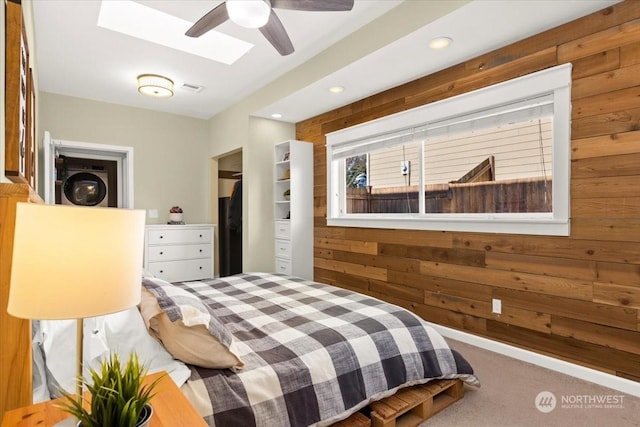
[186,0,355,56]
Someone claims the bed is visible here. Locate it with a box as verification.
[35,272,479,427]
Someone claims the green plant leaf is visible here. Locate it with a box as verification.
[57,352,162,427]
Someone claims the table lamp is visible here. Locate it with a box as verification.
[7,202,146,416]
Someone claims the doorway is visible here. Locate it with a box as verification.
[217,150,243,277]
[43,131,134,208]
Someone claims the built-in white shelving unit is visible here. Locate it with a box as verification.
[274,140,313,280]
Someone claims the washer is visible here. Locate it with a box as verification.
[61,169,109,207]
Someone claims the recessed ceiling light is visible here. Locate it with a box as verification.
[429,37,452,50]
[329,86,345,94]
[271,113,283,119]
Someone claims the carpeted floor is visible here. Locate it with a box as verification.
[421,339,640,426]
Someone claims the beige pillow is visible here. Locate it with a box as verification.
[139,288,244,371]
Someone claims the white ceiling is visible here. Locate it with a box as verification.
[32,0,620,123]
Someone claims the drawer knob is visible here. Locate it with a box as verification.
[159,235,164,239]
[199,266,203,270]
[199,234,203,238]
[159,251,163,255]
[199,249,203,253]
[159,270,164,273]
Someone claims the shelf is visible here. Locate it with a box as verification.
[273,140,312,279]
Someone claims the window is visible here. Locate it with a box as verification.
[326,64,571,235]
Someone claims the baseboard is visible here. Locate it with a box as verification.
[430,323,640,398]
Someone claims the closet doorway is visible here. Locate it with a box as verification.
[217,150,243,277]
[43,131,134,208]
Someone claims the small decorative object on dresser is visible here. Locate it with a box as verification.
[168,206,184,224]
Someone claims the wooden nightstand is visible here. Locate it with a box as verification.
[1,372,206,427]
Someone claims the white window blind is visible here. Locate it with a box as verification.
[325,63,571,236]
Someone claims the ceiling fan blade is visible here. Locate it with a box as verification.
[185,2,229,37]
[259,10,294,56]
[270,0,354,12]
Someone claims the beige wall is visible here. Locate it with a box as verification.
[38,92,211,224]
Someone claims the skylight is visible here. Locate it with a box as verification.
[97,0,253,65]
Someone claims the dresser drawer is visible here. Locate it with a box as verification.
[275,221,290,240]
[275,257,292,275]
[147,228,212,245]
[275,239,291,259]
[147,244,211,262]
[147,259,213,283]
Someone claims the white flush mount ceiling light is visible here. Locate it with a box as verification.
[271,113,283,119]
[429,37,453,50]
[329,86,345,94]
[227,0,271,29]
[137,74,174,98]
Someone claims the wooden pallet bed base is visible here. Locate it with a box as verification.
[332,412,372,427]
[333,379,464,427]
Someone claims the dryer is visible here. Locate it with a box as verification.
[61,168,109,207]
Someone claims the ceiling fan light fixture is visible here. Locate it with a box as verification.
[227,0,271,29]
[137,74,174,98]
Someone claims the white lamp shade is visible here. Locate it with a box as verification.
[7,203,146,320]
[227,0,270,28]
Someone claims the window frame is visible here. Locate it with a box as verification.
[326,64,571,236]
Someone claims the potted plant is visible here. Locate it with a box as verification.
[58,353,162,427]
[169,206,184,223]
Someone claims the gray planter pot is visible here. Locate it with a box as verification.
[77,404,153,427]
[136,404,153,427]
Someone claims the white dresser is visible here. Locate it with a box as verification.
[144,224,215,282]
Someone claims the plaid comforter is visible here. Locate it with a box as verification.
[176,273,479,427]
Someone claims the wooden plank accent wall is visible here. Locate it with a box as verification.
[296,0,640,382]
